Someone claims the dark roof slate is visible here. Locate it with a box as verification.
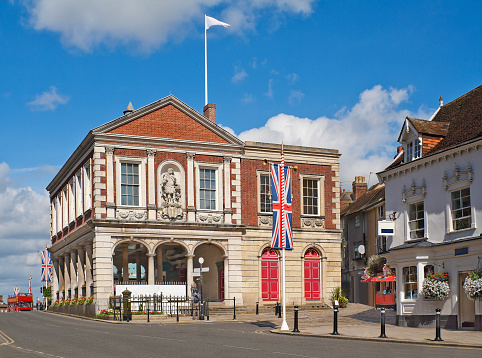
[341,183,385,216]
[407,117,449,136]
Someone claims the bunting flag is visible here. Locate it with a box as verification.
[270,162,293,250]
[41,248,52,282]
[28,275,32,294]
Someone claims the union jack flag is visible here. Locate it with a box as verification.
[270,162,293,250]
[41,248,51,282]
[14,286,19,296]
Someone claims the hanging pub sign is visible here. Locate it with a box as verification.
[378,220,395,236]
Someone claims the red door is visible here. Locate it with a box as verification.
[304,248,321,300]
[261,249,279,301]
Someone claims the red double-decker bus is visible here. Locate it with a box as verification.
[7,293,33,312]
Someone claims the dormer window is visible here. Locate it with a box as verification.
[405,138,422,162]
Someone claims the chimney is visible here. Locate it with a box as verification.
[439,95,443,107]
[123,101,134,115]
[203,103,216,123]
[352,176,367,201]
[397,146,403,155]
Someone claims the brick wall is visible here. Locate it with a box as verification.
[422,134,444,156]
[109,104,229,144]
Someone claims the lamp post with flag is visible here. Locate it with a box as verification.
[41,246,51,308]
[268,143,296,331]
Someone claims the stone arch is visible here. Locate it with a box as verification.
[301,245,324,302]
[192,240,227,257]
[158,160,185,220]
[153,240,189,284]
[301,244,326,259]
[193,242,226,301]
[112,240,149,284]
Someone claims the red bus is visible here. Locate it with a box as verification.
[7,293,33,312]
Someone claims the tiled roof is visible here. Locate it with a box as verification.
[406,117,449,136]
[341,183,384,216]
[429,84,482,153]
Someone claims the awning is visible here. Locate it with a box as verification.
[361,275,396,283]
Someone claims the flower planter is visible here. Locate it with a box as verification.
[463,270,482,300]
[420,273,450,300]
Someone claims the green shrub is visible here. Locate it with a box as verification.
[330,287,349,308]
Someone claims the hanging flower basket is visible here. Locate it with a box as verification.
[463,269,482,300]
[362,255,387,280]
[420,272,450,300]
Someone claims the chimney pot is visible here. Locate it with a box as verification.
[352,176,367,201]
[439,95,443,107]
[124,101,134,115]
[203,103,217,123]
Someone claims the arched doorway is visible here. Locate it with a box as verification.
[193,243,225,301]
[154,243,187,284]
[113,242,148,284]
[304,248,321,300]
[261,248,279,301]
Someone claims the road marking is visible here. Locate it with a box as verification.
[0,330,14,346]
[11,346,66,358]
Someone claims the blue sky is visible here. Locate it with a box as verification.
[1,0,481,299]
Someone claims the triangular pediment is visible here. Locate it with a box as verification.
[92,95,243,146]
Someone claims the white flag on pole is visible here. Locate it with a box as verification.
[205,15,230,30]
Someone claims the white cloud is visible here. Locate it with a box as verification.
[238,85,432,189]
[0,162,50,298]
[231,66,248,83]
[242,93,256,103]
[288,89,304,105]
[286,73,299,84]
[24,0,316,52]
[27,86,69,111]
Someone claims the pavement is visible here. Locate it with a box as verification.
[47,303,482,349]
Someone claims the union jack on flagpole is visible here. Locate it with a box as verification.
[270,156,293,250]
[41,247,51,282]
[14,286,19,296]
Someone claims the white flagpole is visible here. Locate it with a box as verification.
[204,13,208,106]
[280,142,289,331]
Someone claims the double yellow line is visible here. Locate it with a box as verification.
[0,330,14,346]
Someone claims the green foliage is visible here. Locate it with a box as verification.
[330,287,349,308]
[42,285,52,298]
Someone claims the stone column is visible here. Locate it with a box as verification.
[223,255,229,302]
[52,259,59,301]
[156,246,163,283]
[105,147,115,218]
[147,149,157,220]
[123,244,129,283]
[85,243,93,297]
[147,254,155,285]
[58,257,64,300]
[77,247,86,296]
[136,252,142,283]
[70,251,77,297]
[223,156,232,224]
[186,152,196,222]
[64,254,71,299]
[186,254,194,291]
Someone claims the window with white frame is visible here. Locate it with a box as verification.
[56,196,61,233]
[83,162,92,211]
[402,266,418,299]
[62,187,68,228]
[303,178,319,215]
[414,138,421,159]
[406,141,413,162]
[353,241,363,260]
[451,188,471,230]
[377,205,385,220]
[121,162,140,206]
[68,179,75,223]
[51,201,57,236]
[408,201,424,239]
[199,168,216,210]
[258,172,272,213]
[75,170,83,217]
[376,236,387,254]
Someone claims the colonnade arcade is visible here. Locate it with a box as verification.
[112,239,227,301]
[52,243,94,301]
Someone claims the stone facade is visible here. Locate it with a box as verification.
[46,95,341,313]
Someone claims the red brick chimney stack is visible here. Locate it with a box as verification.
[352,176,367,201]
[203,103,216,123]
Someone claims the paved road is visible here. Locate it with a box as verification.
[0,312,480,358]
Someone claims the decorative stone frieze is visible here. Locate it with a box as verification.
[198,213,223,223]
[301,217,325,228]
[258,214,272,227]
[116,209,147,220]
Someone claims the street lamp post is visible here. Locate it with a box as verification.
[199,257,204,320]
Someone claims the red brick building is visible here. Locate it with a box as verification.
[47,95,342,313]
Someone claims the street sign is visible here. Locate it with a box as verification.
[193,267,210,277]
[378,220,395,236]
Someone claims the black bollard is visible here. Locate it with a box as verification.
[147,303,150,323]
[278,303,282,318]
[256,302,259,315]
[293,306,300,333]
[434,308,443,341]
[379,307,387,338]
[176,297,179,322]
[275,302,279,316]
[233,297,236,320]
[206,300,210,321]
[331,304,339,335]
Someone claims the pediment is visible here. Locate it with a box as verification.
[92,95,243,146]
